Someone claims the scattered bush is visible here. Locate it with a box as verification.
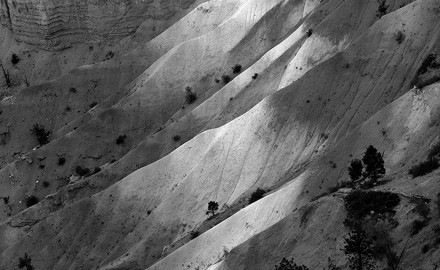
[18,253,34,270]
[252,73,258,80]
[410,196,431,220]
[105,51,115,60]
[172,135,181,142]
[58,157,66,166]
[249,188,266,204]
[42,181,50,188]
[190,230,200,239]
[92,166,101,175]
[116,135,127,145]
[89,101,97,108]
[417,54,439,75]
[422,244,430,253]
[232,64,242,74]
[306,29,313,37]
[395,30,405,44]
[3,196,9,204]
[408,158,440,178]
[185,86,197,104]
[30,123,51,145]
[273,258,309,270]
[222,75,232,84]
[206,201,219,217]
[376,0,389,18]
[11,53,20,65]
[65,106,72,112]
[75,166,91,177]
[69,87,77,93]
[24,195,39,208]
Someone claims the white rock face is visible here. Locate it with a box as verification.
[0,0,202,49]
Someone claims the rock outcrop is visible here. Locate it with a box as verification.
[0,0,203,49]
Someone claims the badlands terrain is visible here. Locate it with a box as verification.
[0,0,440,269]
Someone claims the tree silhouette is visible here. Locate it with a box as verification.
[18,253,34,270]
[273,258,309,270]
[348,159,363,181]
[343,227,376,270]
[206,201,219,217]
[362,145,385,182]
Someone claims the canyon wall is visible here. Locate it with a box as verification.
[0,0,201,50]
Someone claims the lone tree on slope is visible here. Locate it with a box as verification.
[343,227,376,270]
[206,201,219,217]
[348,145,385,189]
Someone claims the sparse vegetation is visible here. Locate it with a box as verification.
[173,135,181,142]
[273,258,309,270]
[75,166,91,177]
[408,158,440,178]
[185,86,197,104]
[411,219,429,236]
[248,188,266,204]
[232,64,242,74]
[105,51,115,60]
[222,74,232,84]
[252,73,258,80]
[42,181,50,188]
[89,101,98,108]
[65,106,72,112]
[24,195,39,208]
[11,53,20,65]
[395,30,405,44]
[69,87,77,93]
[376,0,389,18]
[18,253,34,270]
[30,123,51,145]
[116,135,127,145]
[412,54,440,88]
[58,157,66,166]
[306,29,313,37]
[190,230,200,239]
[206,201,219,217]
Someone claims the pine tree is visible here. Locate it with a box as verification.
[348,159,363,182]
[273,258,309,270]
[362,145,385,182]
[343,227,376,270]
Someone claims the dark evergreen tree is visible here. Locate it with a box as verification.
[362,145,385,182]
[343,227,376,270]
[206,201,219,217]
[348,159,363,182]
[18,253,34,270]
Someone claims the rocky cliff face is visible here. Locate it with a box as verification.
[0,0,201,50]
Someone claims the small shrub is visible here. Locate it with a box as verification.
[116,135,127,145]
[252,73,258,79]
[75,166,91,177]
[58,157,66,166]
[273,258,309,270]
[18,253,34,270]
[206,201,219,217]
[147,210,152,215]
[249,188,266,204]
[185,86,197,104]
[89,101,97,108]
[3,196,9,204]
[395,30,405,44]
[410,197,431,219]
[69,87,77,93]
[105,51,115,60]
[42,181,50,188]
[24,195,39,208]
[11,53,20,65]
[65,106,72,112]
[377,0,389,18]
[222,75,232,84]
[306,29,313,37]
[411,219,429,236]
[190,230,200,239]
[172,135,181,142]
[30,123,51,145]
[422,244,430,253]
[418,54,439,75]
[408,158,440,178]
[232,64,242,74]
[92,167,101,175]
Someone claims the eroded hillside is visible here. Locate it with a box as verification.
[0,0,440,269]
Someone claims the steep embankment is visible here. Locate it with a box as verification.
[1,0,439,269]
